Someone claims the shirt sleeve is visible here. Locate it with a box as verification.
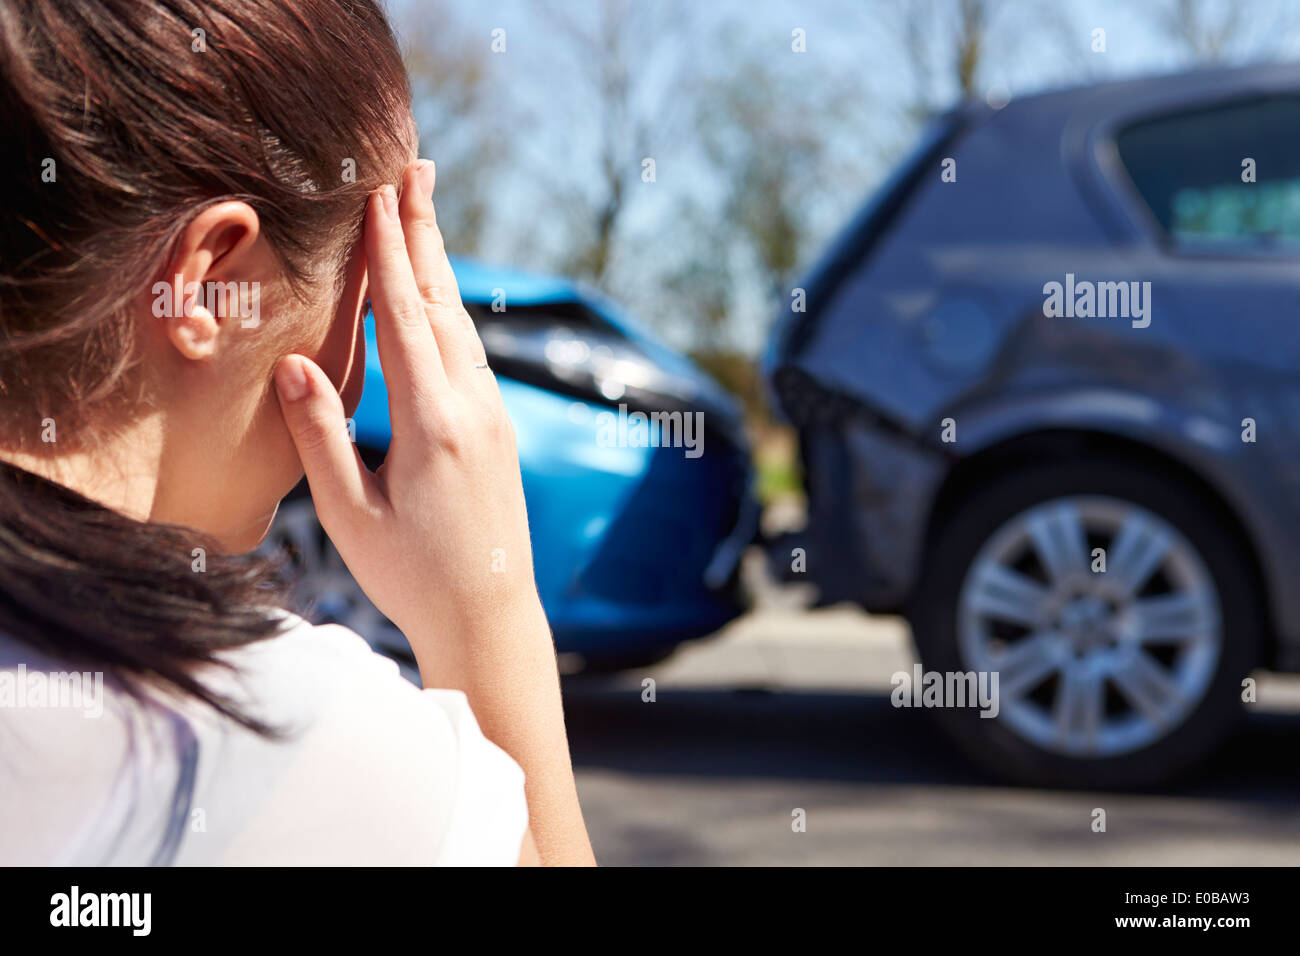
[422,687,530,866]
[202,620,531,867]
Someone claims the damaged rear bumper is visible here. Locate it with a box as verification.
[774,367,947,612]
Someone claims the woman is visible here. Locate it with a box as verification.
[0,0,594,865]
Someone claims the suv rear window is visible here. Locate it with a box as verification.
[1116,96,1300,249]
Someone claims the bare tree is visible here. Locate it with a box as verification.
[897,0,992,117]
[1138,0,1300,65]
[1153,0,1244,62]
[535,0,694,288]
[402,0,512,256]
[695,60,826,305]
[888,0,1087,120]
[662,29,879,352]
[953,0,988,96]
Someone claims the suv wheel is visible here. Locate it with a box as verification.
[911,458,1261,788]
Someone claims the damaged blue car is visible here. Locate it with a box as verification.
[273,258,756,676]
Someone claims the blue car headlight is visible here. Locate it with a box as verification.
[470,303,737,434]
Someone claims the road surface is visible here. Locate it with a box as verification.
[565,589,1300,866]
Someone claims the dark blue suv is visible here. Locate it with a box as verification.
[767,64,1300,788]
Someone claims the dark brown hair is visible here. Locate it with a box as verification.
[0,0,412,729]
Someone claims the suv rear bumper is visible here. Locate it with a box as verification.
[796,418,945,612]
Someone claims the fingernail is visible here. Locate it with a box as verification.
[380,184,398,220]
[417,160,436,198]
[274,357,309,402]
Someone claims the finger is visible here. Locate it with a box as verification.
[274,354,379,534]
[399,160,489,380]
[365,186,448,432]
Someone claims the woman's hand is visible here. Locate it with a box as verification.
[273,161,539,643]
[274,160,595,865]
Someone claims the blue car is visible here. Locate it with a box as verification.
[271,258,756,672]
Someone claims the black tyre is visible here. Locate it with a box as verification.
[578,646,678,675]
[910,457,1262,789]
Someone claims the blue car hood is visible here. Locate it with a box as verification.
[450,256,743,423]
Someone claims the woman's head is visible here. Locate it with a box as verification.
[0,0,416,729]
[0,0,414,550]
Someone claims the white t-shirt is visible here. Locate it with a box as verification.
[0,616,528,865]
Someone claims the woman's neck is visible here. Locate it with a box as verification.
[0,417,164,523]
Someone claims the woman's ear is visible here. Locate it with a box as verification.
[154,201,262,361]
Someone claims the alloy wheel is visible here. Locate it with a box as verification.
[956,496,1222,758]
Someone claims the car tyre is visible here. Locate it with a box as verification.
[910,457,1262,789]
[577,647,678,675]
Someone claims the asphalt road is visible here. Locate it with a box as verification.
[563,589,1300,866]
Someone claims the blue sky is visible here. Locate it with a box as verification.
[387,0,1300,351]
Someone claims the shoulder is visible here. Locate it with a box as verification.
[181,616,528,866]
